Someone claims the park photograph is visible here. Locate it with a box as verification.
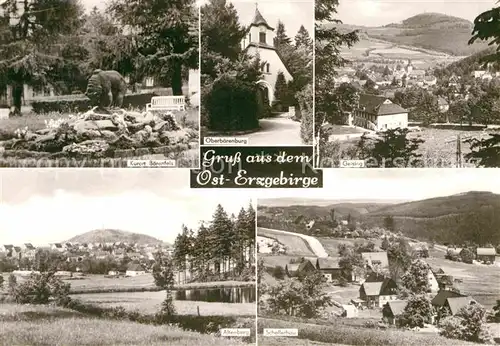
[315,0,500,168]
[0,169,256,345]
[257,169,500,345]
[0,0,200,167]
[200,0,313,146]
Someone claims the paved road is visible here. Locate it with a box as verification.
[239,114,303,146]
[259,227,329,258]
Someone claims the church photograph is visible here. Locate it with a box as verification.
[200,0,314,146]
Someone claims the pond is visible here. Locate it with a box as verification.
[174,286,255,303]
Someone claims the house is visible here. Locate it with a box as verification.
[431,289,465,309]
[108,270,120,276]
[436,275,454,291]
[341,304,358,318]
[361,251,389,271]
[427,268,440,293]
[316,257,344,282]
[306,220,315,230]
[476,247,496,264]
[383,300,407,325]
[445,296,477,315]
[359,277,398,308]
[126,262,146,276]
[352,94,408,131]
[51,243,64,252]
[241,6,293,104]
[438,97,449,113]
[285,259,316,278]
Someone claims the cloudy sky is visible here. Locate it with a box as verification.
[0,170,253,245]
[231,0,314,39]
[337,0,496,27]
[257,169,500,202]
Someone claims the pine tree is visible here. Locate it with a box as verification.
[295,25,312,51]
[274,21,292,48]
[245,202,256,266]
[274,71,289,107]
[209,204,234,274]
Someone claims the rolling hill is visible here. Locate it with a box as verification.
[336,12,490,56]
[66,229,165,245]
[258,191,500,246]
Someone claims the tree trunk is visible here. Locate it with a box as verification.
[171,62,183,96]
[10,83,23,116]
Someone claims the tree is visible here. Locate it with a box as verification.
[365,128,425,168]
[295,25,312,51]
[460,248,475,264]
[396,295,433,329]
[201,0,246,79]
[110,0,198,95]
[439,303,493,343]
[400,259,431,297]
[0,275,3,289]
[173,225,193,272]
[152,251,175,289]
[274,71,289,108]
[274,21,292,48]
[315,0,358,166]
[465,133,500,167]
[470,6,500,69]
[384,216,395,232]
[409,93,439,125]
[339,248,364,280]
[383,65,391,77]
[381,237,390,250]
[272,266,285,280]
[0,0,84,115]
[9,272,70,305]
[387,238,413,282]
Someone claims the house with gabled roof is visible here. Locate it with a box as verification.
[285,259,316,278]
[431,289,465,318]
[445,296,477,315]
[359,277,398,308]
[476,247,496,264]
[126,262,146,276]
[315,257,345,282]
[383,300,407,325]
[353,94,408,131]
[361,251,389,271]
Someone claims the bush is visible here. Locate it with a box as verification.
[439,303,493,343]
[272,266,285,280]
[297,84,313,144]
[204,75,259,132]
[9,272,70,304]
[31,93,158,114]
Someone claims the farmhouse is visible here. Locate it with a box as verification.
[361,251,389,271]
[476,247,496,263]
[341,304,358,318]
[383,300,407,325]
[445,296,477,316]
[359,277,398,308]
[285,260,316,278]
[352,94,408,131]
[126,262,146,276]
[315,257,344,282]
[241,6,293,104]
[426,268,440,293]
[431,289,465,309]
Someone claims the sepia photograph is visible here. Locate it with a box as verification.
[0,0,200,168]
[315,0,500,168]
[200,0,313,146]
[257,169,500,345]
[0,170,256,345]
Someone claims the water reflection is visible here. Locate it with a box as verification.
[174,286,255,303]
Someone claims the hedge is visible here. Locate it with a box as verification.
[31,92,158,114]
[204,76,259,132]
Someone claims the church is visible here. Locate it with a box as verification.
[241,6,293,103]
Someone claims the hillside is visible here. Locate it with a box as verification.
[337,12,490,56]
[66,229,165,245]
[436,47,497,76]
[364,191,500,245]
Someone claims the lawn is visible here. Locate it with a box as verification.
[317,237,382,257]
[258,317,480,346]
[258,228,315,257]
[71,290,255,316]
[0,304,246,346]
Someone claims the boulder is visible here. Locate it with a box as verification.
[73,119,117,132]
[34,133,57,143]
[160,130,189,145]
[100,130,119,142]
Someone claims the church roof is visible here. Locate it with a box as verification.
[251,7,274,30]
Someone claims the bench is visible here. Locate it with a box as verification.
[146,96,185,112]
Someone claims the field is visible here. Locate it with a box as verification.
[0,304,245,346]
[257,228,315,257]
[71,290,255,316]
[317,237,382,257]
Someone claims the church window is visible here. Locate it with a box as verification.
[249,33,251,42]
[259,32,266,44]
[266,63,270,73]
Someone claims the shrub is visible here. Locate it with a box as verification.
[9,272,70,304]
[297,84,313,145]
[396,295,433,329]
[272,266,285,280]
[204,75,259,132]
[439,303,493,343]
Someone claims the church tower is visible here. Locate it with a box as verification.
[241,4,293,97]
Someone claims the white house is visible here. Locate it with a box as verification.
[126,262,146,276]
[241,6,293,104]
[427,268,440,293]
[353,94,408,131]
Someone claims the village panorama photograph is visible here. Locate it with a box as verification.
[0,0,200,168]
[0,170,256,346]
[200,0,313,146]
[315,0,500,168]
[257,169,500,345]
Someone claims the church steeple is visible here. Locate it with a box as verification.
[250,4,274,30]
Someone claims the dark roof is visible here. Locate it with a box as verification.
[358,94,408,116]
[251,8,274,30]
[431,290,464,306]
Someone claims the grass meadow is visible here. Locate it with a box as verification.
[257,228,315,257]
[0,304,245,346]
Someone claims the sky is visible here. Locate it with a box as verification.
[337,0,497,27]
[0,170,253,245]
[256,169,500,202]
[230,0,314,39]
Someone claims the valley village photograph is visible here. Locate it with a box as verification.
[315,0,500,168]
[0,169,256,346]
[257,169,500,345]
[200,0,313,146]
[0,0,200,167]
